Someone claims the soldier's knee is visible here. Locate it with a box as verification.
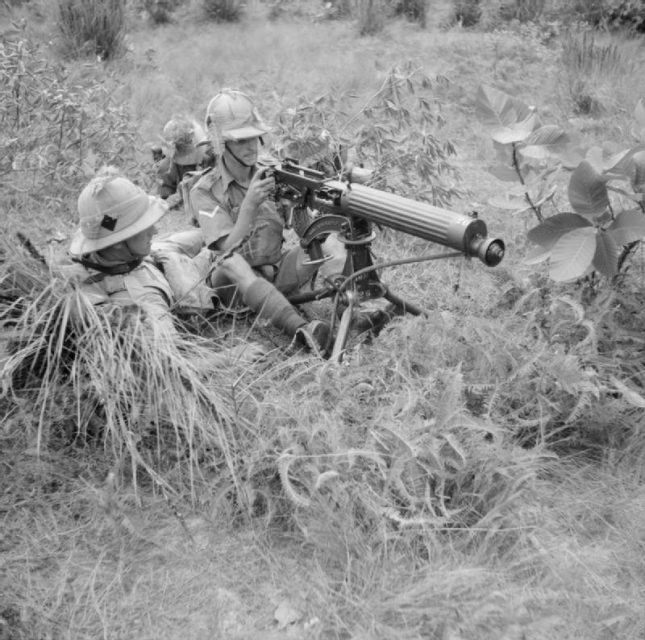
[219,253,257,289]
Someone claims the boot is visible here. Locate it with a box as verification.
[242,279,331,355]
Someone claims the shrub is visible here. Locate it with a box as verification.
[354,0,387,34]
[606,0,645,33]
[273,63,462,207]
[142,0,177,23]
[499,0,545,21]
[391,0,427,26]
[452,0,482,26]
[56,0,126,60]
[0,36,147,230]
[202,0,244,22]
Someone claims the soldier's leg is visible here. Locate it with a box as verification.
[215,255,331,354]
[273,235,347,295]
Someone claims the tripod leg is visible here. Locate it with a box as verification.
[330,294,355,363]
[383,287,426,316]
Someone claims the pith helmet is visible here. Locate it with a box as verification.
[70,169,167,256]
[161,116,209,164]
[205,89,270,142]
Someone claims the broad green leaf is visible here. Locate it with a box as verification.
[568,160,610,217]
[475,85,522,127]
[519,145,550,160]
[592,230,619,278]
[549,227,597,282]
[493,139,513,162]
[488,194,526,210]
[490,115,537,144]
[635,98,645,130]
[607,209,645,245]
[603,143,645,179]
[607,184,641,201]
[524,244,552,265]
[630,150,645,193]
[475,85,536,144]
[520,125,570,160]
[527,213,592,249]
[487,164,518,182]
[558,146,586,170]
[585,146,605,173]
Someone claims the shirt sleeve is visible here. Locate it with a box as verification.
[105,264,177,334]
[157,160,181,199]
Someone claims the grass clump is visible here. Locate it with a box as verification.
[201,0,244,22]
[559,28,632,115]
[56,0,127,60]
[0,235,264,500]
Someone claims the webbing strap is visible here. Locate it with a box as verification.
[72,257,143,284]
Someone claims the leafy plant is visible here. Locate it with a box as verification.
[0,35,148,227]
[142,0,179,24]
[475,83,645,282]
[354,0,387,35]
[452,0,482,26]
[500,0,546,22]
[606,0,645,33]
[390,0,427,26]
[202,0,244,22]
[56,0,127,60]
[273,63,462,206]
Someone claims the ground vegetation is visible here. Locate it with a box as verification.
[2,1,645,638]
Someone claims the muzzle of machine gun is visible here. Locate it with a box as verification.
[335,182,505,267]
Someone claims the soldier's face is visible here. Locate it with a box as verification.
[126,225,157,257]
[226,137,259,166]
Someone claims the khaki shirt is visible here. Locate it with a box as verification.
[156,157,198,199]
[191,161,285,267]
[59,257,176,334]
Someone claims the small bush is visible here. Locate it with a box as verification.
[142,0,176,23]
[452,0,481,26]
[202,0,244,22]
[355,0,387,34]
[559,0,610,26]
[0,37,146,227]
[391,0,427,26]
[319,0,353,19]
[606,0,645,33]
[56,0,126,60]
[499,0,545,22]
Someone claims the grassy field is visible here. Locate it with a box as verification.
[2,2,645,639]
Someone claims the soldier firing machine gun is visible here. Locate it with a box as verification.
[260,158,506,361]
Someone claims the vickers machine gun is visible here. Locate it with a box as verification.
[261,158,506,361]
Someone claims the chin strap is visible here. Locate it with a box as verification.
[224,142,257,168]
[73,256,143,284]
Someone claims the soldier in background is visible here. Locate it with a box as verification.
[154,115,216,204]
